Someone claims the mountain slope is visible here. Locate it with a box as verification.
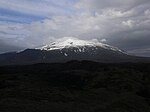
[0,38,149,65]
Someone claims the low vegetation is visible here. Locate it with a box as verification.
[0,61,150,112]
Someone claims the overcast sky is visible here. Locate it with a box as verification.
[0,0,150,57]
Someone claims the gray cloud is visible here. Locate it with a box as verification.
[0,0,150,56]
[0,39,23,54]
[76,0,150,12]
[127,48,150,57]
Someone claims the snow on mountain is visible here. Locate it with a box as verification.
[36,37,123,53]
[1,37,150,65]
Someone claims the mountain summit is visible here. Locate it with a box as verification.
[0,38,149,65]
[37,38,123,53]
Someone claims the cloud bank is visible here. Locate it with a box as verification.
[0,0,150,56]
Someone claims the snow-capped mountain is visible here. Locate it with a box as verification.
[35,38,125,58]
[0,38,149,65]
[37,38,123,53]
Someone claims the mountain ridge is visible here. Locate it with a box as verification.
[0,38,150,65]
[36,38,124,53]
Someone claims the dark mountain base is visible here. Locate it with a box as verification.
[1,49,150,66]
[0,61,150,112]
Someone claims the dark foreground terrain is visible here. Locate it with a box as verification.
[0,61,150,112]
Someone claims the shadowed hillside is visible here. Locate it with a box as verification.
[0,61,150,112]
